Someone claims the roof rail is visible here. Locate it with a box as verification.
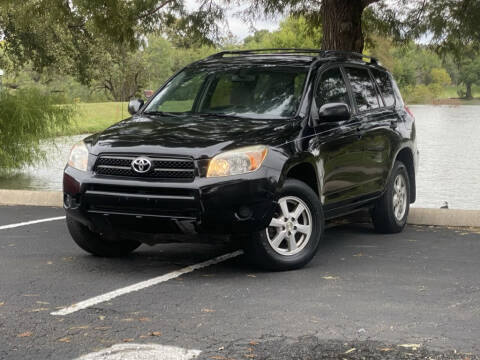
[208,48,324,58]
[320,50,380,65]
[207,48,380,65]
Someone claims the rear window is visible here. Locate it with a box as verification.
[372,69,395,107]
[344,67,380,112]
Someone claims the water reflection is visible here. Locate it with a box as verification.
[410,105,480,210]
[0,105,478,210]
[0,134,87,191]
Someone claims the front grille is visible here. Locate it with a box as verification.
[94,154,195,181]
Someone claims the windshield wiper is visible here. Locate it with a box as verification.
[196,112,241,118]
[143,111,183,117]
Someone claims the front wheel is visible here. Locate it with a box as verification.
[66,215,141,257]
[243,179,324,271]
[371,161,410,233]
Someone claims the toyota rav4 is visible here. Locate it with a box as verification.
[64,49,418,270]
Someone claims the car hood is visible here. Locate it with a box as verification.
[85,114,298,158]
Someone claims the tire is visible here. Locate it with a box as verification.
[243,179,324,271]
[66,215,141,257]
[371,161,410,234]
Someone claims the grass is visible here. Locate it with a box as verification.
[66,102,129,135]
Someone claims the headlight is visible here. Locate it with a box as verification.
[207,145,268,177]
[68,141,89,171]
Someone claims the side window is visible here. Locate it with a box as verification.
[344,67,380,112]
[372,69,395,107]
[315,67,351,109]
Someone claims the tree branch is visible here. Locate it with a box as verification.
[136,0,176,21]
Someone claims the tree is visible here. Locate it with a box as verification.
[458,57,480,100]
[243,16,322,49]
[0,0,224,84]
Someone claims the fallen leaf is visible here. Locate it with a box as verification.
[353,253,364,257]
[123,338,134,342]
[321,276,339,280]
[380,348,393,352]
[151,331,162,337]
[345,348,356,354]
[249,341,259,346]
[210,356,227,360]
[121,318,135,322]
[70,325,89,330]
[17,332,33,338]
[247,274,256,278]
[58,337,71,343]
[98,315,105,321]
[245,354,255,358]
[28,308,49,312]
[0,302,4,306]
[399,344,421,350]
[47,261,53,265]
[139,317,151,322]
[202,308,216,313]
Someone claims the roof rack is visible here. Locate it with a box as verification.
[207,48,380,65]
[320,50,380,65]
[208,48,324,58]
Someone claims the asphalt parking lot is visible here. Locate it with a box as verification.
[1,205,480,360]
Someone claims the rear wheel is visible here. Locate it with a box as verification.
[243,179,324,271]
[66,215,141,257]
[371,161,410,233]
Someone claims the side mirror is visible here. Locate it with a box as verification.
[128,98,144,115]
[318,103,351,122]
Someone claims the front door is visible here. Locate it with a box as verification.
[311,66,366,210]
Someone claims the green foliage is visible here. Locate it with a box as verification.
[0,89,74,171]
[458,57,480,92]
[243,16,322,49]
[0,0,224,84]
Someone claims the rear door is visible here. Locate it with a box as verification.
[343,65,394,197]
[365,68,400,194]
[311,66,366,209]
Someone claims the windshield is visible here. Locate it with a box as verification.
[144,66,308,119]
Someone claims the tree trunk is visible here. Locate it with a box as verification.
[466,82,473,100]
[321,0,378,52]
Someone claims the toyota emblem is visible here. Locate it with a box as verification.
[131,157,152,173]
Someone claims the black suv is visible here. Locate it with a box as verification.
[64,49,418,270]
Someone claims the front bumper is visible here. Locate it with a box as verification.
[63,165,280,243]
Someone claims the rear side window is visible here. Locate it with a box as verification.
[372,69,395,107]
[315,67,351,108]
[344,67,380,112]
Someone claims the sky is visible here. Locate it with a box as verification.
[185,0,282,40]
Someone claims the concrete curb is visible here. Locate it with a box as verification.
[0,189,63,207]
[0,189,478,228]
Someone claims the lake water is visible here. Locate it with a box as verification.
[0,105,479,210]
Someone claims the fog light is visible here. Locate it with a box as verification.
[236,206,253,220]
[64,194,73,208]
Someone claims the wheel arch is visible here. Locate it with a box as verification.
[281,159,321,199]
[393,147,416,203]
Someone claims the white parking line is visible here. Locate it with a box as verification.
[76,343,201,360]
[0,216,66,231]
[51,250,244,316]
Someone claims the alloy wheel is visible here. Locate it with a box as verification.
[266,196,313,256]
